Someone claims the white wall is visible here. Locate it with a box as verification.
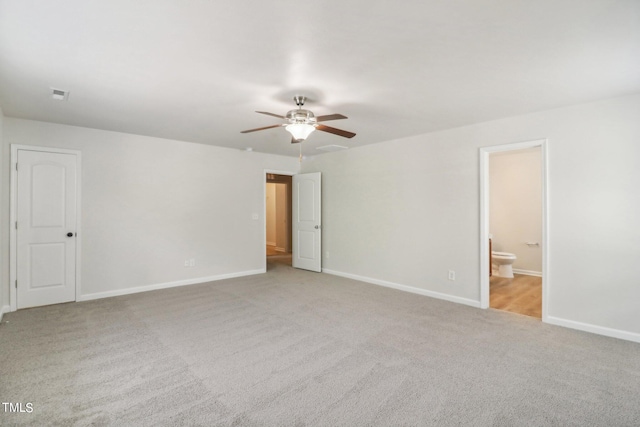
[2,119,299,301]
[303,93,640,341]
[490,148,542,274]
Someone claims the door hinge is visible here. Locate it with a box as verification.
[15,221,18,229]
[15,280,17,288]
[15,163,18,171]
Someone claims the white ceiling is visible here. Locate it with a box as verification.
[1,0,639,157]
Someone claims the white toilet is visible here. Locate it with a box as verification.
[492,251,517,278]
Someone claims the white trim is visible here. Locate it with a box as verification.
[546,316,640,344]
[479,139,549,322]
[79,269,265,302]
[0,305,10,322]
[10,145,82,312]
[323,269,481,308]
[263,169,296,272]
[512,268,542,277]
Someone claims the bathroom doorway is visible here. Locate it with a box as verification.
[479,139,549,321]
[265,172,293,268]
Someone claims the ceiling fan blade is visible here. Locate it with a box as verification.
[316,114,348,122]
[240,124,282,133]
[316,124,356,138]
[256,111,286,119]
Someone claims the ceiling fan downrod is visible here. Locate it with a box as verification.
[293,95,306,108]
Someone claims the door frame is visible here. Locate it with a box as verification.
[479,138,549,321]
[9,145,82,311]
[263,169,295,271]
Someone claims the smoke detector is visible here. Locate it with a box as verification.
[50,88,69,101]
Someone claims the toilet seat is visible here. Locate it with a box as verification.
[492,251,516,259]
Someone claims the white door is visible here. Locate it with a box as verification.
[293,172,321,272]
[16,149,78,309]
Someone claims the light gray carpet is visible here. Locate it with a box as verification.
[1,260,640,426]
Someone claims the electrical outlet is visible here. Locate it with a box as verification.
[184,260,189,267]
[189,259,195,267]
[448,270,455,281]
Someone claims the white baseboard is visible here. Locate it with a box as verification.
[513,268,542,277]
[266,241,276,247]
[546,315,640,344]
[322,269,481,308]
[79,269,266,302]
[0,305,11,322]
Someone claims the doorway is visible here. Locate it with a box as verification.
[479,139,549,321]
[266,173,292,268]
[10,145,82,311]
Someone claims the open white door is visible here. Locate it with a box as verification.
[16,149,78,309]
[293,172,321,272]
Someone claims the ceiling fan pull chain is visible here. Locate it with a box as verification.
[299,143,303,163]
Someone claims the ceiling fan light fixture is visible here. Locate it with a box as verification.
[285,123,316,141]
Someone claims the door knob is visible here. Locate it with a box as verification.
[66,232,74,237]
[314,225,320,229]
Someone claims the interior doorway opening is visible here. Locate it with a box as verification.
[488,147,542,318]
[266,173,292,268]
[479,139,549,322]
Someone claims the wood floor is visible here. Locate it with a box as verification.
[266,245,280,256]
[266,245,291,266]
[490,274,542,319]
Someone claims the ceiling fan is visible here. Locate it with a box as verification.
[241,96,356,143]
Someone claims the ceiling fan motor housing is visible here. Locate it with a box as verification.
[286,109,317,125]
